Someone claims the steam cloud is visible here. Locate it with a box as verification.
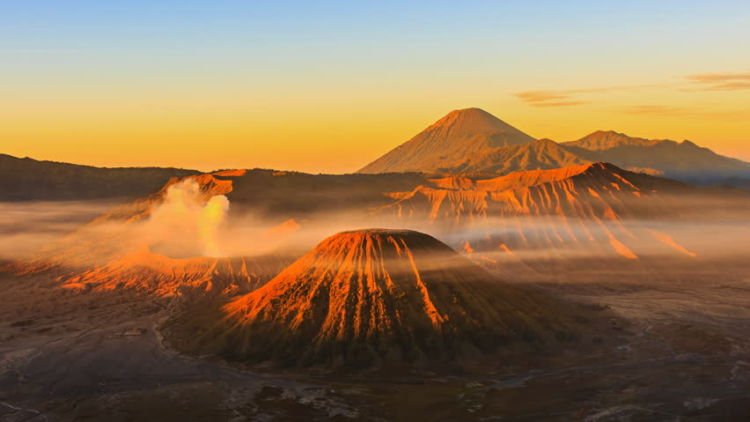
[147,180,230,258]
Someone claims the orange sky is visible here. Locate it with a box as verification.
[1,2,749,173]
[4,85,749,173]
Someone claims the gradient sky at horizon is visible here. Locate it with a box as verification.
[1,0,749,172]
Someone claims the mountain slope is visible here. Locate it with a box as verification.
[565,130,663,151]
[381,163,699,259]
[384,162,687,221]
[0,153,197,201]
[564,131,750,182]
[465,138,590,176]
[359,108,535,175]
[56,247,290,298]
[169,229,598,367]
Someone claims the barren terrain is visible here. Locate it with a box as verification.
[3,254,750,421]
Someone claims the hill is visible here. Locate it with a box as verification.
[0,153,197,201]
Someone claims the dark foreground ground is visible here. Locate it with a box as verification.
[2,257,750,421]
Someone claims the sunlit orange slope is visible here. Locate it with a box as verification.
[384,162,686,221]
[382,162,692,259]
[59,247,289,298]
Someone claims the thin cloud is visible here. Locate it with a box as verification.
[514,90,585,107]
[686,72,750,91]
[516,75,749,109]
[534,101,587,107]
[514,84,665,108]
[622,105,688,116]
[515,91,569,103]
[621,104,749,120]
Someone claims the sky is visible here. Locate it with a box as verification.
[1,0,749,173]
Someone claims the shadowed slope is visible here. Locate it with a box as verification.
[0,153,197,201]
[564,131,750,182]
[172,230,595,368]
[466,138,589,176]
[565,130,663,151]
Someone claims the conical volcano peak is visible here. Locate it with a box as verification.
[313,228,453,257]
[431,107,515,133]
[333,228,436,237]
[359,108,535,175]
[176,228,594,367]
[444,107,492,117]
[423,107,533,144]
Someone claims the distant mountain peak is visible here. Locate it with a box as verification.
[425,107,532,141]
[590,129,626,137]
[433,107,507,128]
[566,131,660,151]
[680,139,699,148]
[359,108,536,175]
[358,109,750,182]
[563,132,750,180]
[441,107,492,118]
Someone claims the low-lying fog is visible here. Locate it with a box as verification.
[0,200,119,261]
[1,180,749,268]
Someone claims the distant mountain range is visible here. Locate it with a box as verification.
[359,108,750,185]
[563,130,750,182]
[359,108,545,175]
[0,154,197,201]
[2,107,749,203]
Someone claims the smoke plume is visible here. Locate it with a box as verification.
[147,180,230,258]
